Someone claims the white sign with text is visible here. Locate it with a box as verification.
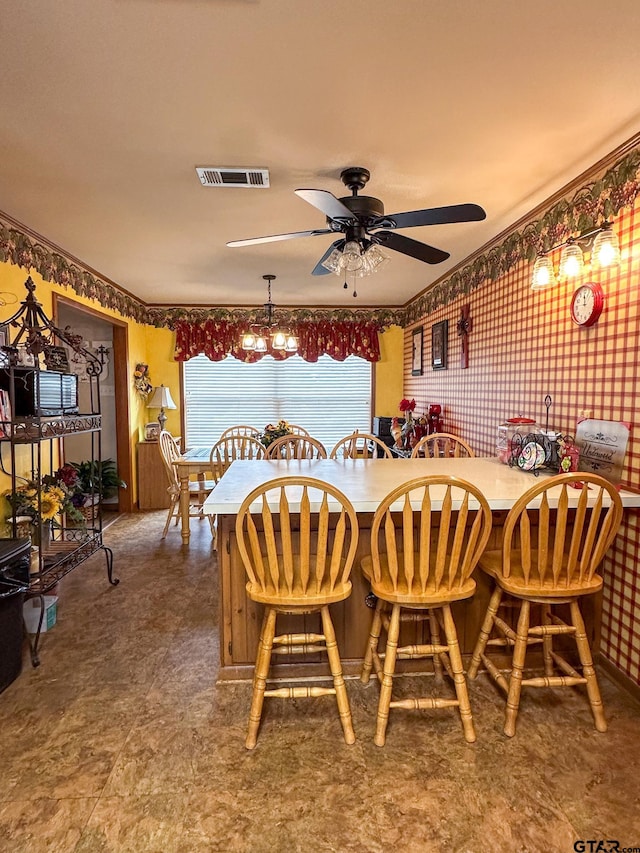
[575,418,630,485]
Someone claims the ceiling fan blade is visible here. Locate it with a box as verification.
[295,189,356,222]
[381,203,487,230]
[227,229,332,247]
[311,240,345,276]
[375,231,450,264]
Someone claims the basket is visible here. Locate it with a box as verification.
[77,500,99,525]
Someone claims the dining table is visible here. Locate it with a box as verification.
[203,457,640,682]
[172,446,214,545]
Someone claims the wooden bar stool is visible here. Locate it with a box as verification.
[360,476,492,746]
[468,472,623,737]
[236,476,359,749]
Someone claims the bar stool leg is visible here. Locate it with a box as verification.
[468,586,503,679]
[320,605,355,745]
[442,604,476,743]
[428,610,444,682]
[570,599,607,733]
[504,599,530,738]
[374,603,401,747]
[246,607,277,750]
[361,598,384,684]
[541,606,554,677]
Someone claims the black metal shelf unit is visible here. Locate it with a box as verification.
[0,277,118,665]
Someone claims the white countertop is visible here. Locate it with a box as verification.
[203,457,640,515]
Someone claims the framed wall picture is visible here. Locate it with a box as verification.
[145,422,160,442]
[431,319,448,371]
[411,326,423,376]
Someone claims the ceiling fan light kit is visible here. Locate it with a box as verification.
[227,166,486,294]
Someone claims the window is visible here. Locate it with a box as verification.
[183,354,372,450]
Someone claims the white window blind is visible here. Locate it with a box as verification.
[183,354,372,451]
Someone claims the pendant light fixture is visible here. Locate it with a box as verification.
[241,275,298,354]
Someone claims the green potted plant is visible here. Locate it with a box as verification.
[69,459,127,504]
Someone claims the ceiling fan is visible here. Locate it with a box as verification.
[227,166,486,277]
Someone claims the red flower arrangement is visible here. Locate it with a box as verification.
[399,398,416,413]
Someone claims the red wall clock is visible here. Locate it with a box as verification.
[570,282,604,327]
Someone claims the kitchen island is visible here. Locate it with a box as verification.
[204,457,640,682]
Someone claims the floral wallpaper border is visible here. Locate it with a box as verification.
[403,144,640,325]
[0,218,403,329]
[1,140,639,331]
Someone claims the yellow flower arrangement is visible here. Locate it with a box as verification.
[4,473,82,526]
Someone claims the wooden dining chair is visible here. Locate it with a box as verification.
[265,434,327,459]
[209,434,266,482]
[158,430,216,539]
[361,475,492,746]
[330,431,393,460]
[468,472,623,737]
[287,423,311,437]
[411,433,475,459]
[219,424,260,440]
[235,476,359,749]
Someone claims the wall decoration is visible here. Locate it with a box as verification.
[411,326,423,376]
[43,345,70,373]
[575,418,630,485]
[133,363,152,398]
[456,304,472,368]
[431,320,448,371]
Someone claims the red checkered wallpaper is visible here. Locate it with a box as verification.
[403,197,640,685]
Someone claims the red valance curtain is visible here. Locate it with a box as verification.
[173,319,382,363]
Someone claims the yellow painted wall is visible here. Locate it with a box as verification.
[0,262,150,502]
[144,326,181,437]
[374,326,404,416]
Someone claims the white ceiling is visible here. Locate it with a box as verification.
[1,0,640,309]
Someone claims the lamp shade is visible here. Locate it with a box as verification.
[531,254,557,290]
[558,240,584,279]
[591,225,621,269]
[148,385,177,410]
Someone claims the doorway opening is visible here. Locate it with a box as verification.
[54,296,133,514]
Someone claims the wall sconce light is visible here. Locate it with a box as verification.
[531,221,620,291]
[531,254,557,290]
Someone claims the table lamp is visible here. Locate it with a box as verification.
[148,384,177,431]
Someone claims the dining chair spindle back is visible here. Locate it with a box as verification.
[265,434,327,459]
[411,433,475,459]
[330,431,393,459]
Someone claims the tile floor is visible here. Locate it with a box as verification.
[1,512,639,852]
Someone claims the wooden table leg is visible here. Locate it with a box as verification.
[178,472,191,545]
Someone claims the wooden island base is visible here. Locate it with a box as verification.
[215,509,598,684]
[204,458,631,684]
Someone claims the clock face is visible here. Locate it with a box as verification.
[570,283,604,327]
